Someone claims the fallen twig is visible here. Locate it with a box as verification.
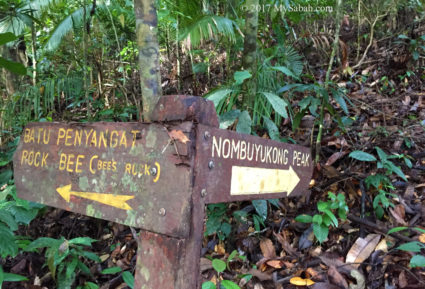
[347,214,414,243]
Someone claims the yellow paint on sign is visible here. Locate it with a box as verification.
[56,184,134,210]
[230,166,300,196]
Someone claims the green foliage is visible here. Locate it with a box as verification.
[203,250,248,289]
[352,146,407,218]
[0,265,28,287]
[205,204,231,240]
[349,151,377,162]
[101,266,123,274]
[0,32,26,75]
[25,236,100,288]
[388,227,425,268]
[0,142,42,276]
[212,259,226,273]
[76,282,99,289]
[296,192,348,243]
[396,34,425,62]
[122,271,134,289]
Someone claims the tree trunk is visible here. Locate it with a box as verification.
[242,0,258,112]
[134,0,162,122]
[0,46,17,95]
[31,22,37,86]
[83,1,90,116]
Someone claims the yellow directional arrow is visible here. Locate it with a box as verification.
[56,184,134,210]
[230,166,300,196]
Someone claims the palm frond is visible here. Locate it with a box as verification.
[24,0,57,17]
[0,0,58,34]
[179,15,241,49]
[44,5,89,51]
[0,16,26,34]
[278,45,303,76]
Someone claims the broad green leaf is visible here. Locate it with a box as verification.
[386,162,407,181]
[221,280,241,289]
[313,223,329,243]
[263,117,280,141]
[277,83,303,93]
[220,222,232,238]
[234,70,252,85]
[295,214,313,223]
[82,282,99,289]
[388,227,408,234]
[312,214,322,225]
[398,241,424,252]
[65,257,78,283]
[3,272,28,282]
[349,151,377,162]
[0,57,27,75]
[228,250,238,262]
[202,281,216,289]
[206,88,233,108]
[0,210,18,231]
[298,96,312,111]
[219,110,240,129]
[122,271,134,289]
[7,205,39,225]
[69,237,97,246]
[101,266,122,274]
[332,90,348,114]
[322,214,332,227]
[25,237,61,251]
[317,201,329,212]
[410,255,425,268]
[212,259,226,273]
[324,210,338,227]
[77,261,90,275]
[252,199,267,221]
[0,265,3,287]
[271,66,299,80]
[375,147,388,162]
[236,110,251,134]
[0,170,12,185]
[375,205,384,219]
[261,92,288,118]
[80,251,101,262]
[0,32,17,46]
[0,223,18,258]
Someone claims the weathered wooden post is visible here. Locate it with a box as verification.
[13,95,313,288]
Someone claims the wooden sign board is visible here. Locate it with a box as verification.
[13,122,194,238]
[195,124,313,203]
[13,104,313,289]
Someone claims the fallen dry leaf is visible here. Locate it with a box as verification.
[346,234,381,268]
[306,267,320,279]
[389,204,407,226]
[328,265,348,289]
[168,129,190,144]
[419,234,425,244]
[214,243,226,255]
[399,270,408,288]
[325,151,349,166]
[273,231,298,257]
[266,259,283,268]
[260,238,276,259]
[290,276,315,286]
[247,268,272,281]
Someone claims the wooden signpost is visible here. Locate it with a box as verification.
[13,95,313,288]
